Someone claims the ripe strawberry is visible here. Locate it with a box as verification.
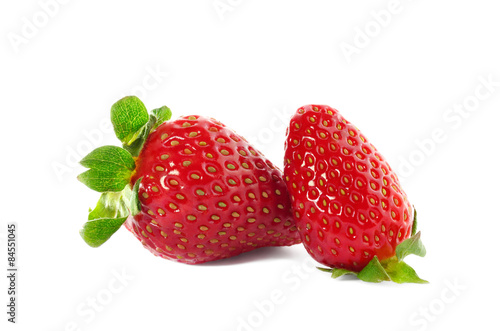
[284,105,426,283]
[78,96,300,264]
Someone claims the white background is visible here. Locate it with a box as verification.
[1,1,499,330]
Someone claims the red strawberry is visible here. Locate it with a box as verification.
[127,115,301,263]
[284,105,426,283]
[78,96,300,264]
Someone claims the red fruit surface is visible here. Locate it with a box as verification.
[126,115,300,264]
[284,105,413,272]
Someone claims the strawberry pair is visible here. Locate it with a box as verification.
[78,97,426,283]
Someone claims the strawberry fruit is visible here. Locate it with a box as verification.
[284,105,426,283]
[78,96,300,264]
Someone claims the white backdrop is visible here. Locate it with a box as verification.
[1,1,499,330]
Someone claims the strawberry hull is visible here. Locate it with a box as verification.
[127,115,300,264]
[284,105,413,272]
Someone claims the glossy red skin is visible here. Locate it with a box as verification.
[126,115,300,264]
[284,105,413,272]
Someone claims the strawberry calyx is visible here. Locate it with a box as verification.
[318,232,427,283]
[318,210,427,284]
[110,96,171,157]
[77,96,171,247]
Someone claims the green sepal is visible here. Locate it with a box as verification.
[77,169,132,193]
[79,186,133,247]
[87,187,131,220]
[77,146,135,193]
[111,96,150,144]
[317,267,331,273]
[357,256,391,283]
[318,229,427,284]
[411,208,418,236]
[130,177,143,216]
[384,259,428,284]
[79,145,136,171]
[79,96,172,249]
[396,231,426,261]
[151,106,172,130]
[122,117,155,157]
[331,268,356,278]
[80,217,128,248]
[114,99,172,157]
[317,267,356,279]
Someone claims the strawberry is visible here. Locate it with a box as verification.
[284,105,426,283]
[78,96,300,264]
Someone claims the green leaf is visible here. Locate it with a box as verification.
[78,146,135,193]
[357,256,391,283]
[80,145,135,171]
[316,223,427,284]
[317,267,332,273]
[121,106,172,156]
[80,187,133,247]
[80,217,128,247]
[111,96,149,143]
[332,268,357,279]
[79,96,173,249]
[77,169,132,193]
[317,254,427,284]
[412,207,418,236]
[151,106,172,130]
[317,267,357,279]
[121,118,155,157]
[119,106,172,157]
[87,189,131,221]
[110,97,173,157]
[130,177,142,216]
[396,231,427,261]
[384,259,428,284]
